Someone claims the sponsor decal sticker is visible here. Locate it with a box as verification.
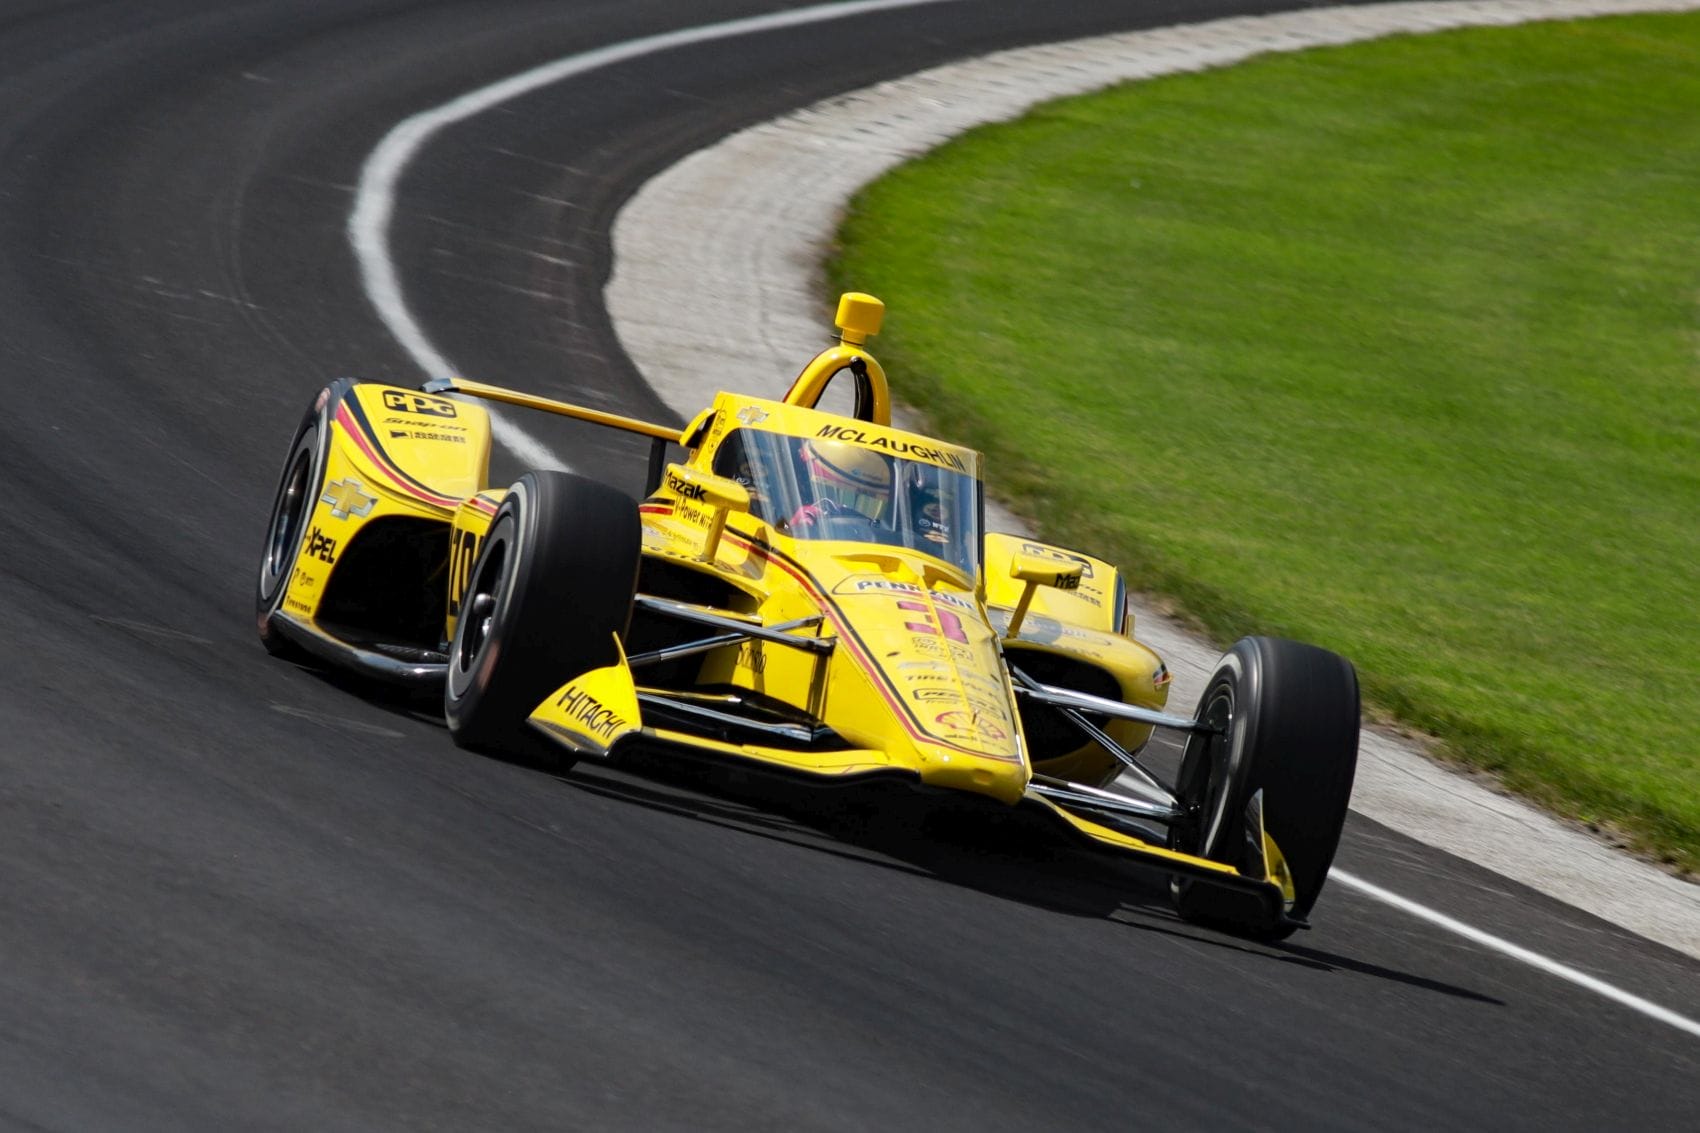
[736,406,768,424]
[389,428,466,444]
[839,576,920,596]
[381,390,458,418]
[382,416,466,431]
[666,470,708,501]
[305,527,337,564]
[813,424,967,471]
[554,686,626,741]
[321,478,377,520]
[446,528,481,618]
[1019,542,1094,578]
[909,634,946,658]
[933,709,1008,743]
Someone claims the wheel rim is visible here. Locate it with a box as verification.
[262,445,313,597]
[1192,688,1237,858]
[1172,683,1236,857]
[450,530,510,698]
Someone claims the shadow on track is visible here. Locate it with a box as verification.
[299,664,1501,1007]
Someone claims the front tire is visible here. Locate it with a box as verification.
[445,470,640,765]
[255,404,327,659]
[1170,636,1360,939]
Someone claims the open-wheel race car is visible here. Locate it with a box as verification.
[256,292,1360,939]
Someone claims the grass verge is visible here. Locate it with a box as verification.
[830,13,1700,872]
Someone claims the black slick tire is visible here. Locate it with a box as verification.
[444,470,640,767]
[256,402,327,659]
[1170,636,1360,939]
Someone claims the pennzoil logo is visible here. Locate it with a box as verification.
[833,575,977,612]
[382,390,458,418]
[321,478,376,520]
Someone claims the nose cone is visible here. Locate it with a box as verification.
[818,558,1031,801]
[910,739,1030,805]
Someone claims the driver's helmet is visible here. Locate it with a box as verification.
[800,438,892,521]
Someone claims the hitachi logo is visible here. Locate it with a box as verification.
[554,687,624,740]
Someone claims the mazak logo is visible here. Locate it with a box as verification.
[666,470,707,501]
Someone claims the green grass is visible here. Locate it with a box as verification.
[830,14,1700,872]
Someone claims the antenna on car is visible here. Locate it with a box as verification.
[782,292,892,425]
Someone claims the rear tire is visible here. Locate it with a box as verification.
[444,471,640,766]
[255,404,326,659]
[1169,636,1359,939]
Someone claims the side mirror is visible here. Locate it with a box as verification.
[664,464,750,562]
[1004,554,1084,640]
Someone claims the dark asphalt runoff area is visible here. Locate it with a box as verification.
[0,1,1695,1128]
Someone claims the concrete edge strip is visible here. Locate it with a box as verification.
[346,0,969,473]
[603,0,1700,966]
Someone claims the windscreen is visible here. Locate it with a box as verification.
[712,428,981,578]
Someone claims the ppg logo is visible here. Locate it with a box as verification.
[381,390,458,418]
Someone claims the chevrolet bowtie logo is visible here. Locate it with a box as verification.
[321,478,376,520]
[736,406,768,424]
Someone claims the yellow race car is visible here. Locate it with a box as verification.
[256,293,1359,940]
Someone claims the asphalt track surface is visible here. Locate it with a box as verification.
[0,1,1696,1128]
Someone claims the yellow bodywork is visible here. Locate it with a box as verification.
[529,637,643,758]
[265,296,1291,919]
[271,383,493,635]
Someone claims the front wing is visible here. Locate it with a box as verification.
[528,646,1296,933]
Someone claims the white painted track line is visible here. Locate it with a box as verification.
[350,0,1700,1036]
[606,0,1700,966]
[1333,869,1700,1039]
[347,0,965,471]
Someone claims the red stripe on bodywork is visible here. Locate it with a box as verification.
[724,532,1017,762]
[640,499,1016,761]
[335,403,459,510]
